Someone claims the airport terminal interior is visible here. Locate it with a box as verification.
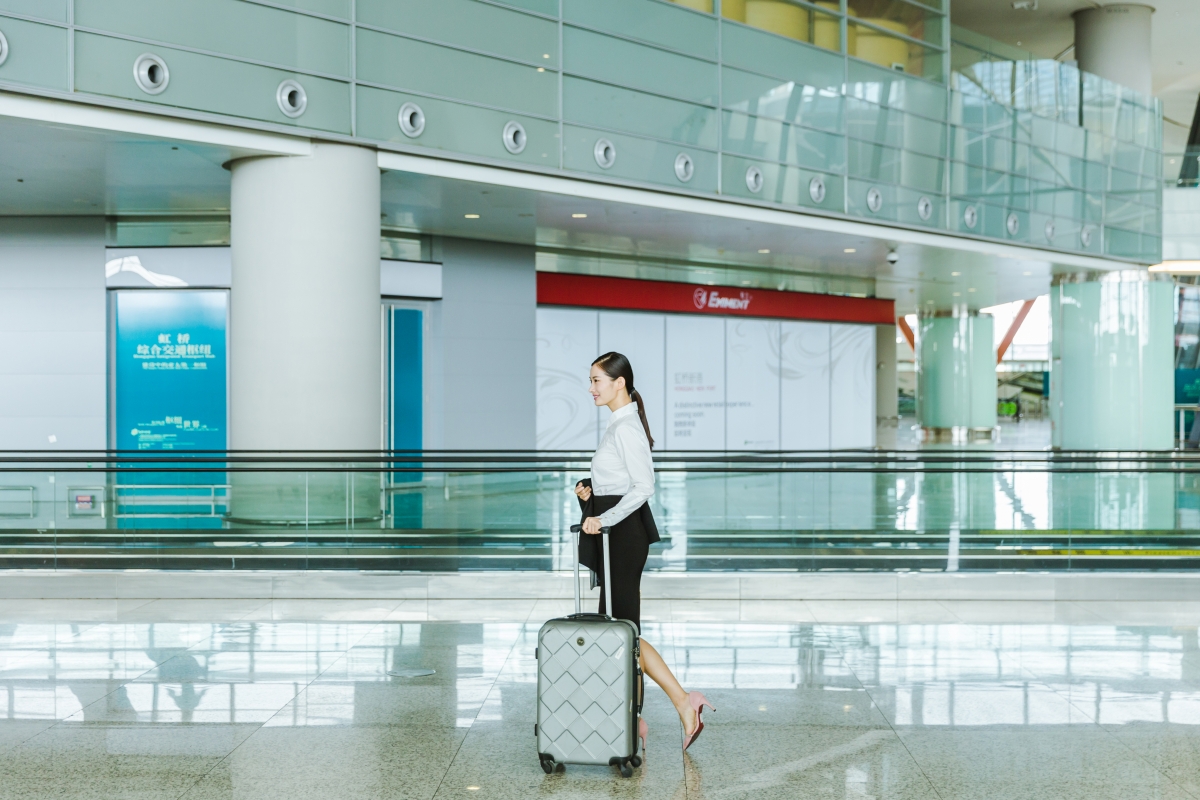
[3,0,1200,796]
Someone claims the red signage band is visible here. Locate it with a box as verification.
[536,272,895,325]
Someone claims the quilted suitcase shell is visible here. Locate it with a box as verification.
[536,614,639,766]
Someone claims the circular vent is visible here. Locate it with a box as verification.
[276,80,307,118]
[674,153,694,182]
[593,138,616,169]
[745,166,764,193]
[866,187,883,213]
[133,53,169,95]
[503,121,527,154]
[809,176,826,204]
[963,205,978,229]
[398,102,425,137]
[1006,212,1020,236]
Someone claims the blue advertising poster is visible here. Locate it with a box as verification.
[115,291,228,451]
[390,307,423,528]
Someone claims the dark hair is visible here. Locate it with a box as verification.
[592,351,655,449]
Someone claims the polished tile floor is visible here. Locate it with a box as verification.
[3,594,1200,798]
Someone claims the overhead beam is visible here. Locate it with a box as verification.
[996,299,1037,364]
[897,316,915,352]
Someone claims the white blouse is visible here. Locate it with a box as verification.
[589,402,655,527]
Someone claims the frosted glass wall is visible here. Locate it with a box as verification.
[536,307,875,451]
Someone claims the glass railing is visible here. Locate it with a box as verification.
[3,450,1200,571]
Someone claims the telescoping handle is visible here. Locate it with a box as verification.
[570,524,612,617]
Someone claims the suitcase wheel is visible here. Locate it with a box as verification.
[630,755,642,769]
[539,757,554,775]
[619,762,633,778]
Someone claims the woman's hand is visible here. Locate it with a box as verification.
[582,516,603,535]
[574,482,592,501]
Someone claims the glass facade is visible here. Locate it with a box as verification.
[0,0,1161,263]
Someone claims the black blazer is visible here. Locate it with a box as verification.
[574,478,660,575]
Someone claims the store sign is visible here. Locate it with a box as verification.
[537,272,893,324]
[114,291,227,451]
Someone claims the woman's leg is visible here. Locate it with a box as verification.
[639,638,697,735]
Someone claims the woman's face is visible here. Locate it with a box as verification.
[589,365,624,406]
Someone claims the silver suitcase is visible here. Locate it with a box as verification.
[535,524,642,777]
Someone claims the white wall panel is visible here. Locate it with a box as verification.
[726,319,780,449]
[0,217,105,450]
[599,311,665,447]
[830,323,876,449]
[536,307,598,450]
[780,321,831,450]
[665,315,726,450]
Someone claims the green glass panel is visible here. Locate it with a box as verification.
[950,163,983,196]
[722,111,845,172]
[719,154,845,211]
[901,149,944,193]
[490,0,557,16]
[563,0,716,60]
[562,26,716,106]
[356,28,556,118]
[75,0,350,77]
[917,314,995,430]
[246,0,350,19]
[848,140,898,184]
[75,33,351,133]
[0,0,65,23]
[0,16,66,89]
[846,99,902,149]
[721,21,843,94]
[721,67,843,132]
[564,76,716,149]
[562,124,718,193]
[1052,278,1172,449]
[847,60,947,120]
[847,178,899,221]
[357,0,558,67]
[357,86,558,167]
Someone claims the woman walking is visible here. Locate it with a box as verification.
[575,351,713,752]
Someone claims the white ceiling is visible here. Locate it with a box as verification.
[950,0,1200,153]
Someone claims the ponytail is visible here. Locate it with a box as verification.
[628,387,655,449]
[592,351,655,449]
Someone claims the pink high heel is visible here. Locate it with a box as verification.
[681,691,714,752]
[638,717,648,754]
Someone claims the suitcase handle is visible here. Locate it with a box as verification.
[570,523,612,618]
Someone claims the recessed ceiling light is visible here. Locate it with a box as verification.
[844,248,856,253]
[464,214,480,219]
[537,67,545,72]
[1023,271,1032,276]
[758,248,770,253]
[968,287,976,292]
[951,271,961,276]
[543,54,550,58]
[572,213,587,218]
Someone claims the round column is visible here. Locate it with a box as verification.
[916,310,997,443]
[228,143,381,524]
[1050,271,1173,450]
[1073,4,1154,97]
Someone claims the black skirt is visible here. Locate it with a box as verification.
[577,482,659,633]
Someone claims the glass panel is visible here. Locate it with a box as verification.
[850,21,942,80]
[728,0,844,54]
[847,0,943,47]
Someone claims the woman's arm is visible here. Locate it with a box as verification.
[596,423,654,527]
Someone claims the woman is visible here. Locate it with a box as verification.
[575,351,714,752]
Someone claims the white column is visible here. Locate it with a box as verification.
[229,143,381,451]
[1073,4,1154,96]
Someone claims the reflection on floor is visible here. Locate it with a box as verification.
[2,594,1200,798]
